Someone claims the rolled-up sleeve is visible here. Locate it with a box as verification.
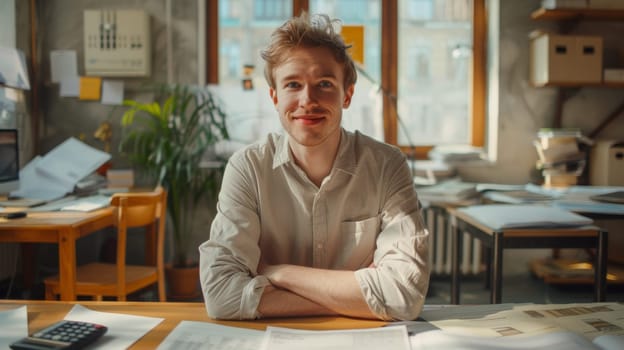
[199,155,267,320]
[354,155,430,321]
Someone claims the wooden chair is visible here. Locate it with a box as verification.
[44,186,167,301]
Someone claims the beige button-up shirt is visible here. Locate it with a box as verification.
[199,129,429,321]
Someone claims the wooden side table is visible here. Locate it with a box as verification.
[449,206,608,304]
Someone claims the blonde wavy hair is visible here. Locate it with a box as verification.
[260,12,357,91]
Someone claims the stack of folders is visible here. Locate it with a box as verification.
[457,204,593,230]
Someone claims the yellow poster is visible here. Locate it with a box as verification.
[340,25,364,65]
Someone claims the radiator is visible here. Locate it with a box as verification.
[0,243,20,281]
[424,208,482,276]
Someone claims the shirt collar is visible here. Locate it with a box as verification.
[272,128,357,175]
[272,132,291,169]
[334,129,357,175]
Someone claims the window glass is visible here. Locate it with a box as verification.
[398,0,472,146]
[309,0,383,140]
[217,0,291,145]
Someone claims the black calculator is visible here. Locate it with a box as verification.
[10,320,108,350]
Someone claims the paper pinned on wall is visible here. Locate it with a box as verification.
[59,75,80,97]
[101,80,124,105]
[79,76,102,100]
[340,25,365,65]
[50,50,77,84]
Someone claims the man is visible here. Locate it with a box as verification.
[199,12,429,321]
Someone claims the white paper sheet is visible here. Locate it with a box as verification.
[0,305,28,349]
[35,137,111,190]
[157,320,263,350]
[592,334,624,350]
[0,47,30,90]
[260,326,410,350]
[10,156,72,200]
[457,204,594,229]
[50,50,77,84]
[59,75,80,97]
[410,330,600,350]
[425,302,624,341]
[101,80,124,105]
[64,304,163,349]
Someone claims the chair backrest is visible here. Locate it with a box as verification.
[109,186,167,298]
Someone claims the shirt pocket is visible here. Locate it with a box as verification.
[338,216,380,269]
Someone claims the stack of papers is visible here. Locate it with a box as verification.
[417,179,478,204]
[457,204,594,229]
[428,145,483,163]
[418,302,624,349]
[11,138,110,201]
[590,191,624,204]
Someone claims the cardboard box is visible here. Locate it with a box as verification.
[106,169,134,188]
[530,32,603,85]
[590,140,624,186]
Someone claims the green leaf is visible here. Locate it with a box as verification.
[118,84,230,267]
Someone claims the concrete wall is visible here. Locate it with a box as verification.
[18,0,200,162]
[18,0,623,182]
[13,0,624,277]
[460,0,624,185]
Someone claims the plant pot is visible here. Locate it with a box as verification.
[165,264,201,301]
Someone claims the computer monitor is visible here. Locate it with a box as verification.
[0,129,19,195]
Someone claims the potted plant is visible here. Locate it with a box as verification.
[119,84,229,298]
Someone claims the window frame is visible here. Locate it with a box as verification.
[206,0,485,159]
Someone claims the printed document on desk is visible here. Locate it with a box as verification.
[0,305,27,348]
[157,321,263,350]
[64,304,163,349]
[422,302,624,341]
[410,329,618,350]
[260,326,410,350]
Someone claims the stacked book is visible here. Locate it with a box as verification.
[533,129,592,187]
[416,178,478,204]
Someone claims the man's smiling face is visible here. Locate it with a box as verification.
[270,46,354,148]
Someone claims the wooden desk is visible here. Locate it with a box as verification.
[0,300,387,349]
[0,209,114,300]
[449,207,608,304]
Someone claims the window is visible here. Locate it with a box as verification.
[398,0,473,147]
[208,0,485,159]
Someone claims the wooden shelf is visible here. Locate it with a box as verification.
[531,7,624,21]
[530,258,624,285]
[530,7,624,131]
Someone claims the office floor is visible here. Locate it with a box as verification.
[425,272,624,305]
[2,271,623,304]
